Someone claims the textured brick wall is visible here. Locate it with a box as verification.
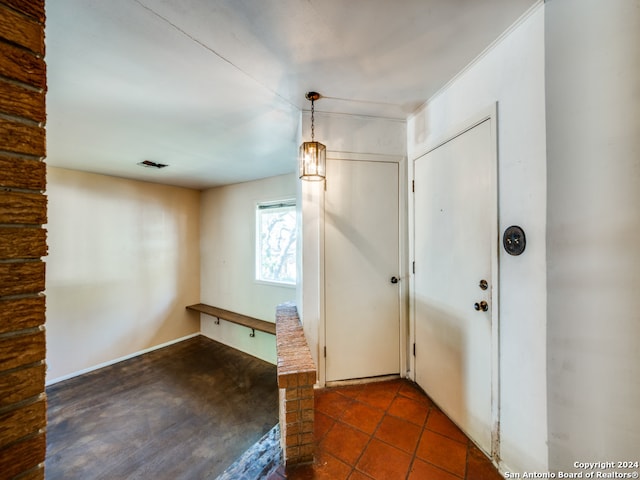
[275,303,316,466]
[0,1,47,478]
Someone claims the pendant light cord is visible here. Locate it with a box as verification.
[311,98,315,142]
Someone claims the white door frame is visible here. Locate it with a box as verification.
[316,152,407,387]
[408,104,500,458]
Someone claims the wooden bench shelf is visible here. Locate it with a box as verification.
[186,303,276,336]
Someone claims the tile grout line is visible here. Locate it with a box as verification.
[338,382,403,479]
[339,389,375,479]
[403,390,434,480]
[317,391,358,476]
[464,437,470,480]
[351,383,427,479]
[351,388,397,479]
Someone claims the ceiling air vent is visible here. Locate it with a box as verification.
[137,160,168,169]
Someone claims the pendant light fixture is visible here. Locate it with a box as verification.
[299,91,326,181]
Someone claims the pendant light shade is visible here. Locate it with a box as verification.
[299,92,326,181]
[299,140,326,180]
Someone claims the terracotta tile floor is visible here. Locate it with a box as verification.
[268,379,503,480]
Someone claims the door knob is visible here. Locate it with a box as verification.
[474,301,488,312]
[390,276,399,284]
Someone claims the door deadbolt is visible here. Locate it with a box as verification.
[390,276,399,284]
[479,279,488,290]
[503,225,526,256]
[474,301,489,312]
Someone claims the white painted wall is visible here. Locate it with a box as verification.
[200,174,297,364]
[545,0,640,468]
[46,167,201,382]
[407,4,547,472]
[298,176,324,370]
[298,111,407,385]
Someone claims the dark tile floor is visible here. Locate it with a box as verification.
[268,379,502,480]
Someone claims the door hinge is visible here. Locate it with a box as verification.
[324,346,326,358]
[413,343,416,356]
[412,180,415,193]
[412,261,415,274]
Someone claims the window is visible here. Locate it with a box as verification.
[256,200,297,285]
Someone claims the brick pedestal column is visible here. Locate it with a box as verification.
[275,303,316,466]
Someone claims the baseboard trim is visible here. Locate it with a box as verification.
[45,333,201,386]
[325,374,401,388]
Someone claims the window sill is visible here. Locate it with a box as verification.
[255,279,296,289]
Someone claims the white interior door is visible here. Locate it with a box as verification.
[413,118,496,454]
[325,159,400,382]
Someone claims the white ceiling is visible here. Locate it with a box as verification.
[45,0,538,190]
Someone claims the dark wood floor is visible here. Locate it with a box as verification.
[46,335,279,480]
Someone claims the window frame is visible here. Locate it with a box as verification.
[255,198,297,288]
